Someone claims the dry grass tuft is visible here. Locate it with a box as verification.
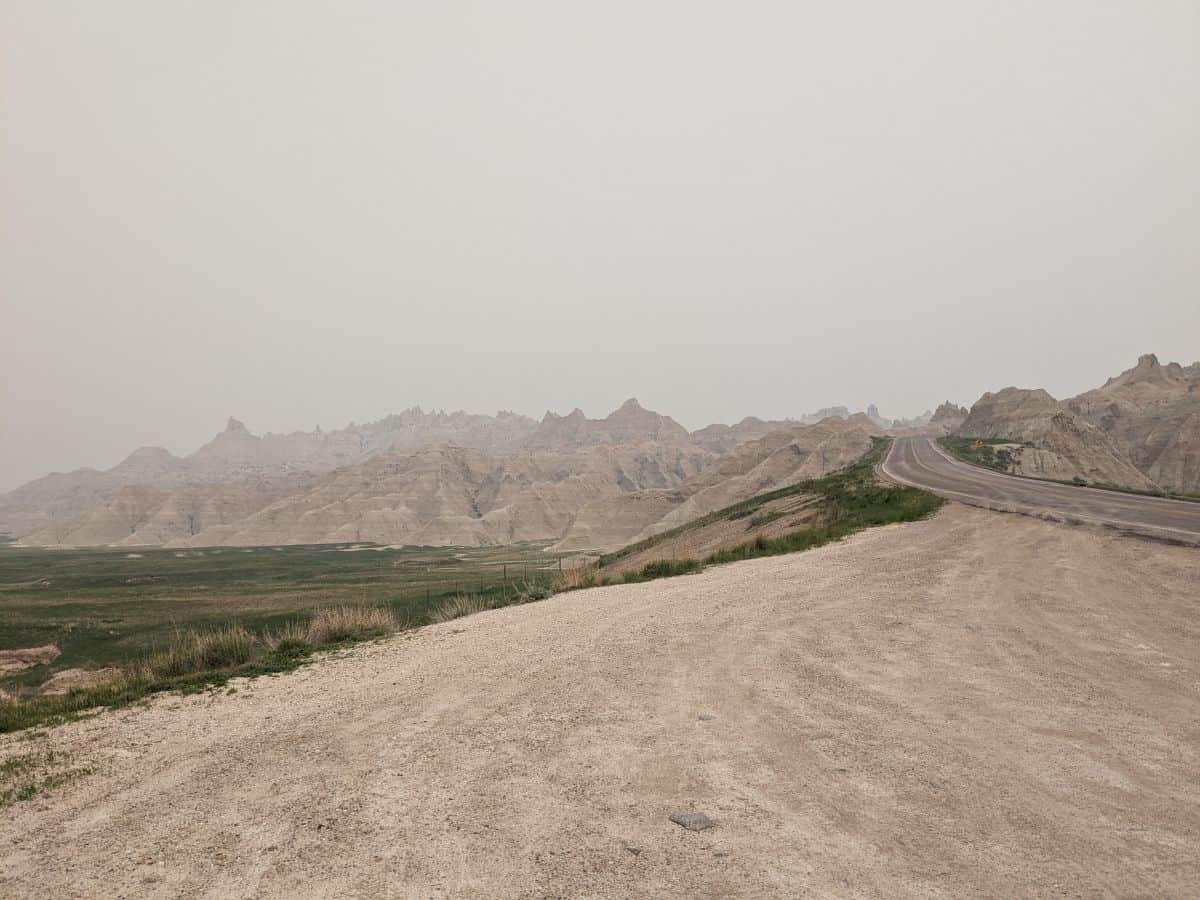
[428,594,491,624]
[552,564,602,592]
[262,619,313,652]
[140,606,397,680]
[261,619,314,657]
[307,604,397,644]
[144,625,255,679]
[1,605,405,734]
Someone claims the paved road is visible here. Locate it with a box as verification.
[882,436,1200,545]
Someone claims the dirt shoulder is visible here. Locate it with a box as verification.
[2,505,1198,897]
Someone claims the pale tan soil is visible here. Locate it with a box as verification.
[2,505,1198,897]
[37,667,124,696]
[0,645,60,676]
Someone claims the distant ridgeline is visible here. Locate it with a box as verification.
[0,401,908,551]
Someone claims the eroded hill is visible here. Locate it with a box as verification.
[3,401,892,551]
[954,354,1200,495]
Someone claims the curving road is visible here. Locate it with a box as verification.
[882,436,1200,545]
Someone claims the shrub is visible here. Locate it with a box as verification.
[518,582,553,602]
[263,619,314,659]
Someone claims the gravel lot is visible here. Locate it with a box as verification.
[2,504,1198,897]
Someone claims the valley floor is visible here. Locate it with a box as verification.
[2,505,1198,897]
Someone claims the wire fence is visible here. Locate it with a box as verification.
[380,555,573,613]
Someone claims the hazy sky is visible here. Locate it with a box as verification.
[2,2,1197,491]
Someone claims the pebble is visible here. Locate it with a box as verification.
[669,811,715,831]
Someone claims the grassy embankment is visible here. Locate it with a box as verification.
[563,437,944,589]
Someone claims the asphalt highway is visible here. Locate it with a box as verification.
[882,436,1200,545]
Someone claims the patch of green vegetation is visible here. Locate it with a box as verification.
[0,748,91,808]
[747,508,790,529]
[938,436,1021,472]
[621,558,703,583]
[0,750,50,777]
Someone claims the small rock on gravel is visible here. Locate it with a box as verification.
[669,811,715,831]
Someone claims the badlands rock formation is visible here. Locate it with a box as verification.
[3,394,902,552]
[554,414,884,550]
[690,405,875,453]
[631,415,882,542]
[955,354,1200,494]
[186,409,882,551]
[0,408,538,541]
[178,439,711,549]
[929,401,969,429]
[186,409,537,476]
[1066,354,1200,494]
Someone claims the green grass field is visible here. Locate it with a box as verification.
[0,541,558,692]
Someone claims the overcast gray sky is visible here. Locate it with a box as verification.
[2,1,1197,491]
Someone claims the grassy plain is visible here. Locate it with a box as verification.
[0,541,557,692]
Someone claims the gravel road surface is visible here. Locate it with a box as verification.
[2,505,1198,897]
